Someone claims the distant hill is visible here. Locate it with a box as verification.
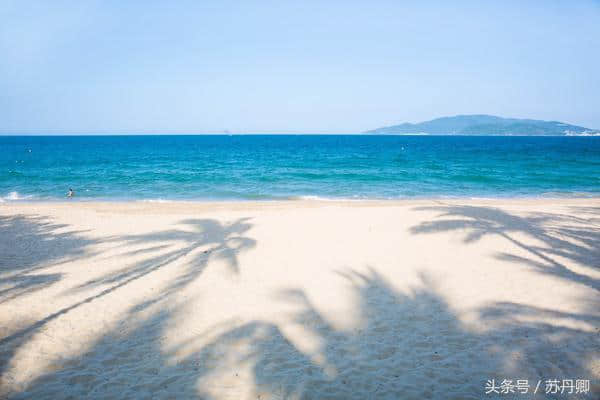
[366,115,599,136]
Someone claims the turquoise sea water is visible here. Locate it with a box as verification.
[0,135,599,201]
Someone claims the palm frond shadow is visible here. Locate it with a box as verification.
[6,267,598,399]
[71,218,255,297]
[3,209,598,398]
[0,214,99,381]
[11,268,598,399]
[0,217,255,381]
[0,215,96,303]
[409,205,600,291]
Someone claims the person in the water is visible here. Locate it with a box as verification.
[67,188,74,198]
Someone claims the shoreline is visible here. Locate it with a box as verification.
[1,196,599,209]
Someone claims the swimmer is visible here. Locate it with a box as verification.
[67,188,74,198]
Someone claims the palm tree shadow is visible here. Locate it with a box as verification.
[2,210,597,398]
[0,217,255,384]
[0,215,94,273]
[3,307,200,399]
[237,269,503,399]
[0,215,96,303]
[70,217,255,298]
[6,268,598,399]
[195,268,599,398]
[0,214,99,381]
[409,205,600,292]
[0,213,101,304]
[569,206,600,226]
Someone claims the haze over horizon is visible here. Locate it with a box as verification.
[1,1,599,134]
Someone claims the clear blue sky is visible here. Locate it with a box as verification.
[1,0,599,134]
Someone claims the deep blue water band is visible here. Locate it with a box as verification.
[1,135,599,201]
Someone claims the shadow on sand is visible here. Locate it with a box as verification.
[410,204,600,292]
[1,208,598,399]
[0,215,95,304]
[69,217,255,302]
[5,267,598,399]
[0,217,255,387]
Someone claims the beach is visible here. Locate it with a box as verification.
[0,198,598,399]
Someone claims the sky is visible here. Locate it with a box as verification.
[1,0,599,134]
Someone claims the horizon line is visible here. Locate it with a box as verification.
[1,133,599,137]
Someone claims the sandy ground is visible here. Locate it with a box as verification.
[0,199,598,399]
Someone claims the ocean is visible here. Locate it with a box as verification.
[1,135,599,201]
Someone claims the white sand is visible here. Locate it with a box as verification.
[0,199,598,399]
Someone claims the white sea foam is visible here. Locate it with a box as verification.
[295,195,365,202]
[1,191,34,202]
[138,199,175,203]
